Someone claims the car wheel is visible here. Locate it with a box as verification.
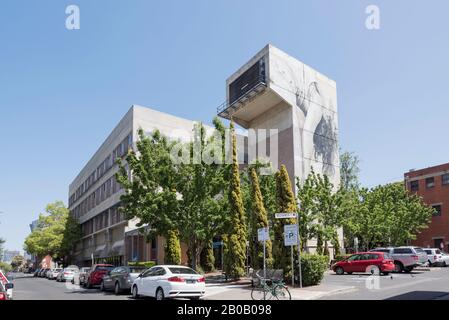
[404,266,413,273]
[156,287,165,300]
[335,267,344,275]
[394,262,403,273]
[114,282,121,295]
[100,281,105,292]
[71,279,74,284]
[132,285,139,299]
[428,260,433,267]
[87,279,92,289]
[444,261,447,267]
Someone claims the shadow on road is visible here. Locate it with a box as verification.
[385,291,449,300]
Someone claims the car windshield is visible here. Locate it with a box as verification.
[383,253,392,259]
[414,247,424,253]
[168,267,198,275]
[424,250,432,254]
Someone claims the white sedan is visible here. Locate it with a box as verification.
[131,265,206,300]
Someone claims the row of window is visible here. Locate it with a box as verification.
[409,173,449,191]
[71,175,123,220]
[80,205,124,237]
[69,133,132,207]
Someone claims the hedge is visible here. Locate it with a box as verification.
[128,261,156,268]
[299,254,329,287]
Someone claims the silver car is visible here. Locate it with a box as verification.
[370,246,427,272]
[72,267,90,285]
[56,267,79,282]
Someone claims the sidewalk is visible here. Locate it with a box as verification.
[204,271,355,300]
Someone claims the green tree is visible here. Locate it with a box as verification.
[165,229,181,264]
[176,122,228,270]
[344,183,433,250]
[11,255,25,270]
[24,201,81,264]
[273,165,297,278]
[116,129,182,264]
[200,240,215,272]
[223,121,247,279]
[296,170,344,258]
[340,151,360,191]
[249,167,273,269]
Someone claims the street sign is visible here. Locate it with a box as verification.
[275,212,297,219]
[257,227,269,242]
[284,224,298,246]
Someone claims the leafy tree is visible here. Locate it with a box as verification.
[11,255,25,270]
[273,165,297,278]
[296,170,344,258]
[165,229,181,264]
[223,121,247,279]
[344,183,433,250]
[24,201,81,263]
[249,167,273,269]
[200,240,215,272]
[116,129,182,264]
[176,122,228,270]
[340,151,360,191]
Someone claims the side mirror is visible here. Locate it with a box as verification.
[5,283,14,290]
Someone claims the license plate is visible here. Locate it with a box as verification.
[186,279,196,284]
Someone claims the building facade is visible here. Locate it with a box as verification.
[405,163,449,251]
[69,44,342,265]
[69,106,212,266]
[218,44,341,252]
[2,250,20,264]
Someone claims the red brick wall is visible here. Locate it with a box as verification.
[405,163,449,251]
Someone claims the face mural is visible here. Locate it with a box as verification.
[268,46,340,185]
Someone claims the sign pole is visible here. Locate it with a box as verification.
[263,238,266,301]
[296,213,302,288]
[291,245,294,287]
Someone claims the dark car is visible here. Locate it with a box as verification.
[33,268,41,277]
[39,268,50,277]
[331,252,395,275]
[84,264,114,289]
[100,266,147,295]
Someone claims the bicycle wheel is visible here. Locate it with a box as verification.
[251,286,274,300]
[273,284,291,300]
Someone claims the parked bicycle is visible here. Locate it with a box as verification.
[250,269,291,300]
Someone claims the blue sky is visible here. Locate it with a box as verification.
[1,0,449,251]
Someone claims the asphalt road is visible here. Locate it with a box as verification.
[10,268,449,300]
[320,267,449,300]
[12,273,131,300]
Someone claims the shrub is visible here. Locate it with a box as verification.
[128,261,156,268]
[299,254,328,287]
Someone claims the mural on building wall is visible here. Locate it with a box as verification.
[269,47,340,186]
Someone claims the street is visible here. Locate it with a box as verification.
[10,268,449,300]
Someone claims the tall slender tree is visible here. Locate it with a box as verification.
[223,121,247,279]
[273,165,298,278]
[249,168,273,269]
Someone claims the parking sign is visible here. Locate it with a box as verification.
[257,227,270,242]
[284,224,298,246]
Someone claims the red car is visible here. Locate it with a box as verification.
[332,252,395,275]
[84,264,114,289]
[0,282,13,300]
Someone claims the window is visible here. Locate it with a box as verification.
[410,180,419,191]
[393,248,412,254]
[432,205,442,217]
[426,177,435,188]
[442,174,449,186]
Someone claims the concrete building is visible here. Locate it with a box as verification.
[2,250,20,264]
[218,44,341,251]
[69,44,341,265]
[69,105,215,266]
[405,163,449,250]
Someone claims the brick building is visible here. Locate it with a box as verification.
[405,163,449,251]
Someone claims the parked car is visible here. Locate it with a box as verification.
[100,266,147,295]
[33,268,41,277]
[56,267,78,282]
[39,268,50,277]
[0,282,13,300]
[332,252,395,276]
[131,265,206,300]
[370,247,427,272]
[0,271,14,300]
[84,264,114,289]
[423,248,449,267]
[72,267,90,285]
[48,268,63,280]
